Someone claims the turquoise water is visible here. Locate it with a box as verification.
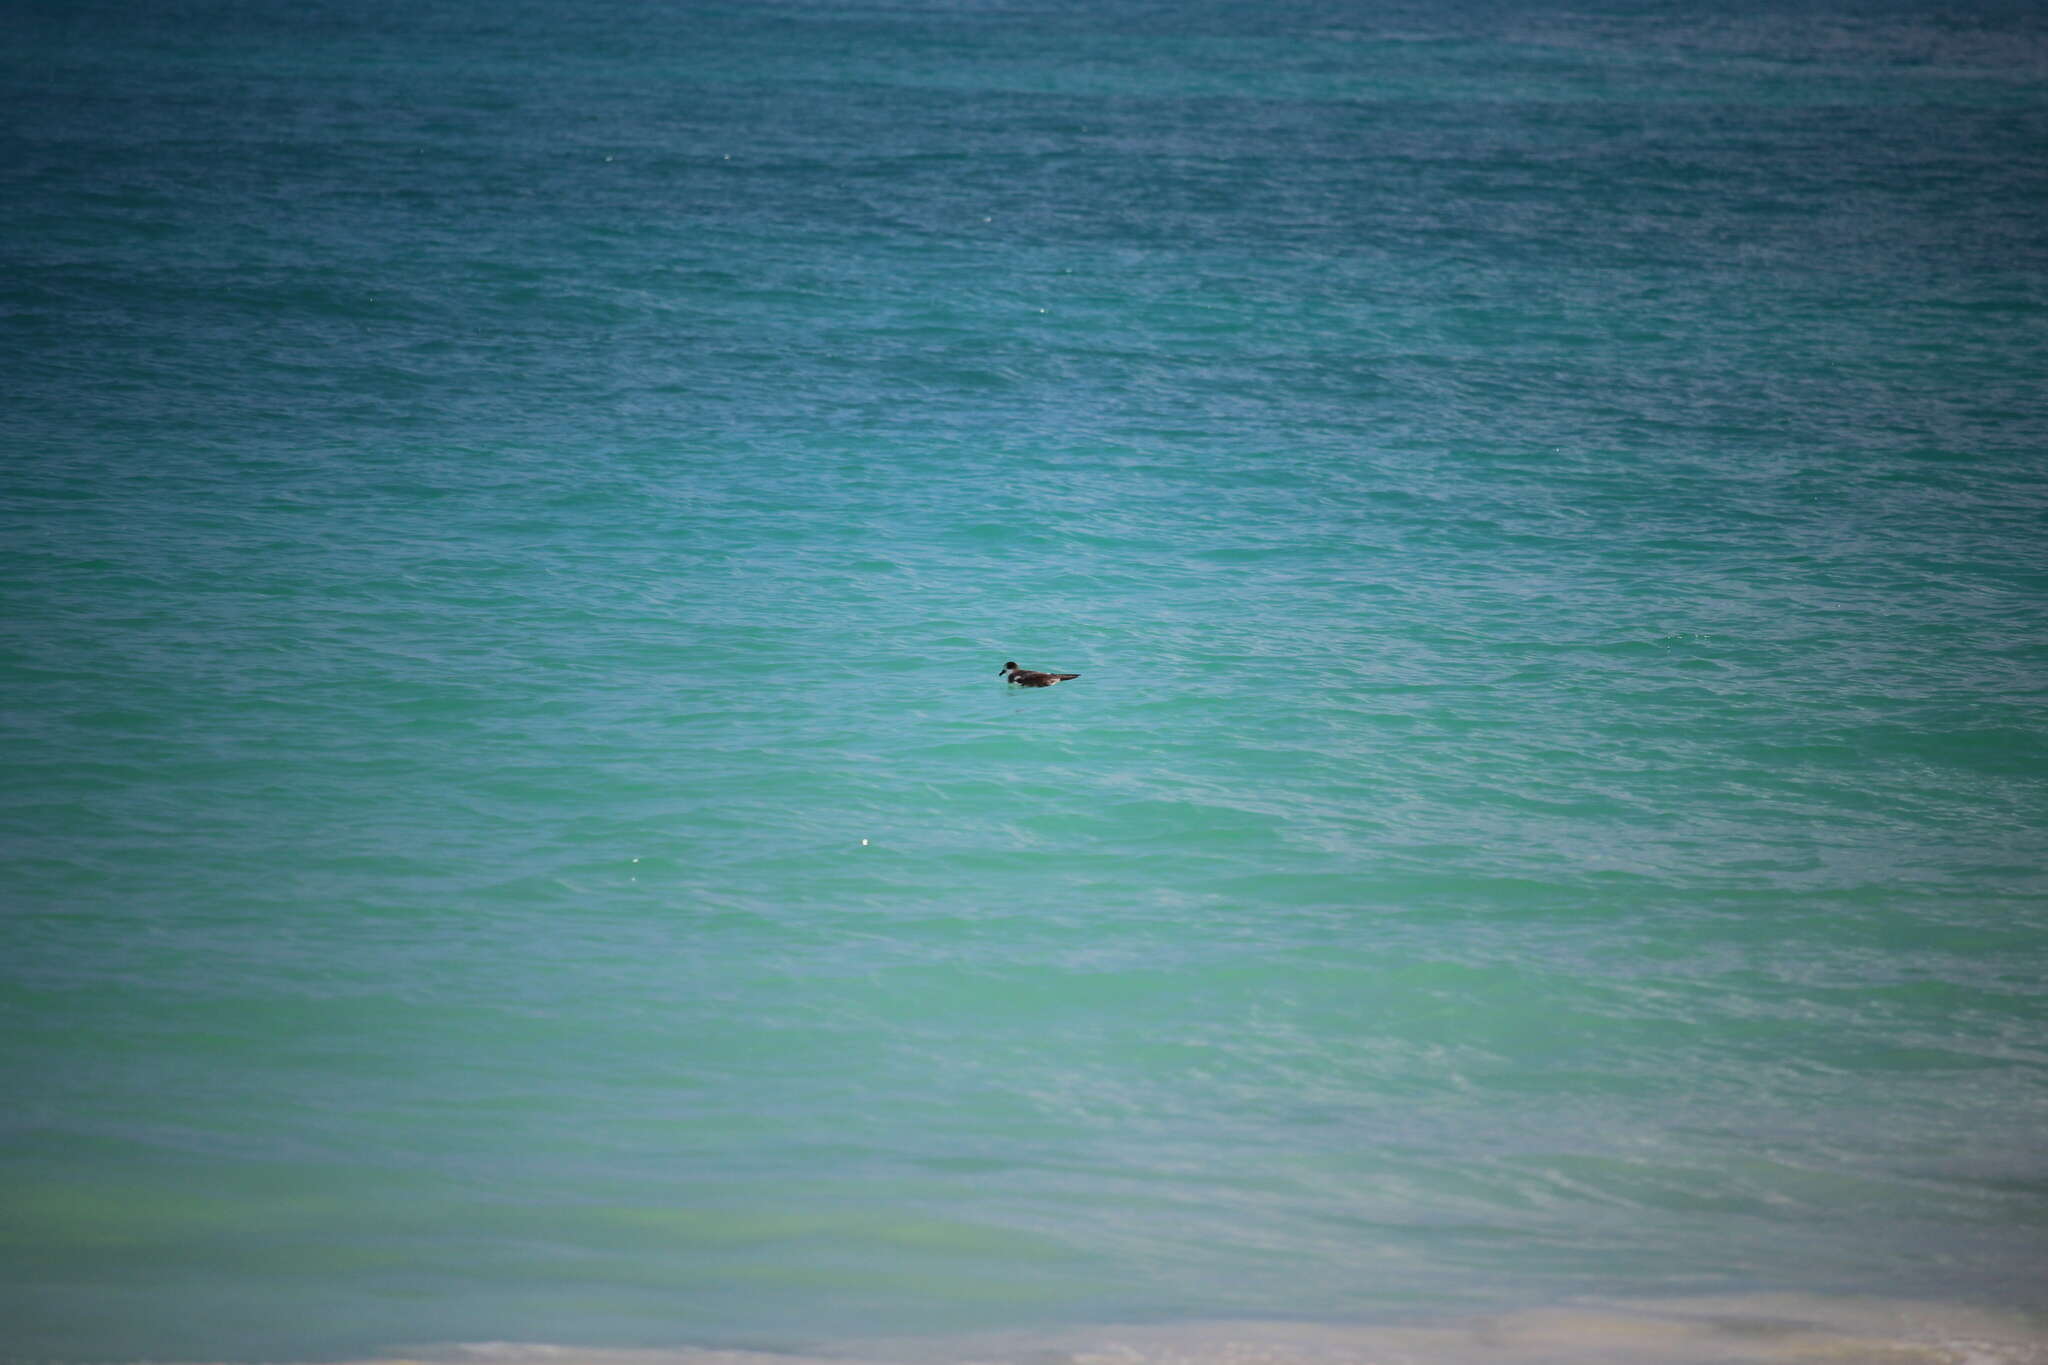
[5,0,2048,1360]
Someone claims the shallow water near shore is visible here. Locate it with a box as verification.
[241,1295,2048,1365]
[4,0,2048,1359]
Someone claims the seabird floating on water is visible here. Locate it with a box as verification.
[1000,661,1080,688]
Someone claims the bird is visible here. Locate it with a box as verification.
[1000,660,1080,687]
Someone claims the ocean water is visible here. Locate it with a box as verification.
[5,0,2048,1361]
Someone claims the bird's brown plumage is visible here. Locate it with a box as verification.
[1000,661,1081,687]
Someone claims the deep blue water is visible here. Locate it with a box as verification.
[4,0,2048,1361]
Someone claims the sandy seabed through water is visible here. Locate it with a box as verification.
[264,1295,2048,1365]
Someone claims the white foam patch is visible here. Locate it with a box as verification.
[299,1297,2048,1365]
